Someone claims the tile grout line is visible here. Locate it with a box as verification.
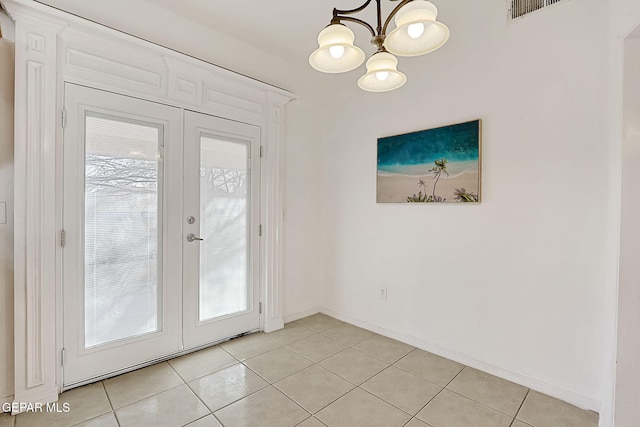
[509,388,531,427]
[108,381,188,414]
[356,385,416,419]
[98,380,122,427]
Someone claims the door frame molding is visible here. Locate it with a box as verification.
[2,0,295,409]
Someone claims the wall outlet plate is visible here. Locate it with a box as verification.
[378,286,387,300]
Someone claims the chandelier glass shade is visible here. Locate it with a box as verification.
[383,1,450,57]
[309,0,449,92]
[357,52,407,92]
[309,25,366,73]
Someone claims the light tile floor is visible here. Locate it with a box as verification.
[0,314,599,427]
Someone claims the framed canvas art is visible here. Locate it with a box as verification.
[377,119,481,203]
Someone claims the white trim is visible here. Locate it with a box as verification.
[261,92,292,333]
[283,307,322,324]
[606,14,640,427]
[321,308,601,413]
[2,0,295,404]
[7,2,67,407]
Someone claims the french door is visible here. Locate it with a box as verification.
[62,84,261,387]
[182,111,261,349]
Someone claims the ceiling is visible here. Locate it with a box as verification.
[35,0,406,64]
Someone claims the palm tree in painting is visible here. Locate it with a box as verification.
[429,158,449,199]
[418,178,428,195]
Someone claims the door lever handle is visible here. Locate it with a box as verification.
[186,233,204,242]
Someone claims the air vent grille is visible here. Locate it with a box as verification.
[510,0,565,19]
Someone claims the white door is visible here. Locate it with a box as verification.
[62,84,262,387]
[182,111,261,349]
[62,84,184,387]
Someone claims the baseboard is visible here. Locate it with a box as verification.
[320,308,601,413]
[283,306,321,323]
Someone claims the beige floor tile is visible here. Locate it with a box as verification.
[220,332,281,361]
[115,384,208,427]
[516,390,599,427]
[296,417,327,427]
[446,367,528,416]
[188,363,268,412]
[168,345,237,382]
[0,413,13,427]
[184,414,223,427]
[319,348,389,385]
[320,324,374,347]
[361,366,442,415]
[295,314,343,332]
[275,365,354,413]
[244,347,313,383]
[13,382,111,427]
[103,362,184,409]
[214,386,309,427]
[267,323,316,345]
[73,411,118,427]
[6,317,596,427]
[404,418,432,427]
[354,335,415,363]
[286,334,349,363]
[394,349,465,387]
[316,388,411,427]
[416,389,512,427]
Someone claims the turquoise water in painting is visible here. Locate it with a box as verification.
[378,120,480,176]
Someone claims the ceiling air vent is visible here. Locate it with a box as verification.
[509,0,566,19]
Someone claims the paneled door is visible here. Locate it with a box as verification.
[182,111,261,349]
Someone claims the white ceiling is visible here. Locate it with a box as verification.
[35,0,404,64]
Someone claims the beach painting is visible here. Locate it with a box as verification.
[377,120,481,203]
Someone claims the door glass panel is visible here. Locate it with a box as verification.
[84,112,163,348]
[199,135,249,321]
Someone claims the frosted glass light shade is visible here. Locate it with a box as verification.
[357,52,407,92]
[309,24,365,73]
[384,0,450,57]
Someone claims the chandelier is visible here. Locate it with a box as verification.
[309,0,449,92]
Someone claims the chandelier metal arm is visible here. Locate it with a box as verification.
[331,15,376,38]
[330,0,416,49]
[331,0,376,37]
[332,0,373,17]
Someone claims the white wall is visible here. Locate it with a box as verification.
[320,0,610,409]
[0,13,15,405]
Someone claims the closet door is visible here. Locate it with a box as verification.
[182,111,261,349]
[62,84,183,387]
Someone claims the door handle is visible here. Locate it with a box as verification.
[186,233,204,242]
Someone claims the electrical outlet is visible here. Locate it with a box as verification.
[378,286,387,300]
[0,202,6,224]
